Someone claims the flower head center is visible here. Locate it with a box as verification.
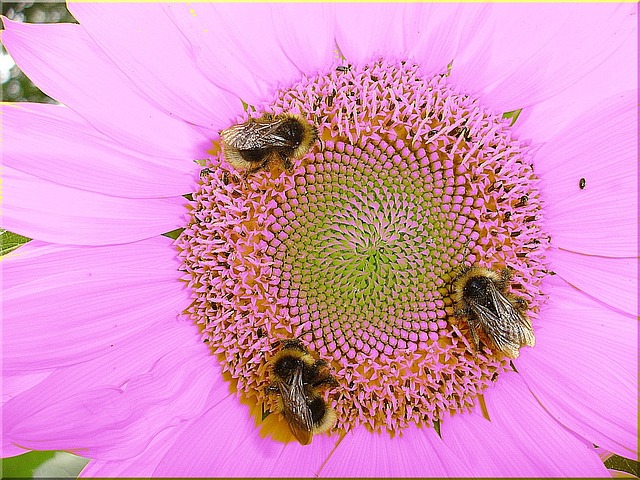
[178,60,549,437]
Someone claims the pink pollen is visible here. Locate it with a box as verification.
[181,59,548,438]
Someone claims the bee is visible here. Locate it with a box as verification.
[451,266,535,359]
[220,113,318,176]
[267,339,337,445]
[579,177,586,190]
[336,64,352,72]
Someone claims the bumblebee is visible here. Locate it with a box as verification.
[451,266,535,359]
[267,339,337,445]
[220,113,318,176]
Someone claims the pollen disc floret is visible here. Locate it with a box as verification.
[178,60,549,436]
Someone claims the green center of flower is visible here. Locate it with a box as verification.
[178,60,549,437]
[279,139,456,360]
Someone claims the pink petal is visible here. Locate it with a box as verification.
[219,422,338,477]
[161,3,269,105]
[442,371,610,477]
[78,425,185,477]
[319,425,452,477]
[3,237,190,371]
[263,433,337,477]
[535,91,637,257]
[269,4,336,75]
[2,103,196,198]
[67,3,239,132]
[518,275,637,458]
[156,393,341,477]
[153,395,255,476]
[517,32,637,144]
[154,396,269,476]
[79,384,233,477]
[3,371,54,405]
[3,167,186,245]
[548,248,637,315]
[0,18,208,159]
[4,321,219,460]
[452,4,637,112]
[334,4,405,64]
[1,444,29,458]
[197,4,303,91]
[69,3,302,114]
[408,4,491,77]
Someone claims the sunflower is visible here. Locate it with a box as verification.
[2,3,637,477]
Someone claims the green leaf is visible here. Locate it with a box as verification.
[605,455,640,477]
[0,230,31,256]
[1,451,90,479]
[502,108,523,126]
[163,228,185,240]
[433,418,442,438]
[2,451,55,478]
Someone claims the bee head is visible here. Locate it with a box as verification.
[279,118,306,147]
[271,348,306,381]
[463,275,492,301]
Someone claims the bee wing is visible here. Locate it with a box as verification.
[277,367,314,445]
[472,285,535,358]
[221,118,294,150]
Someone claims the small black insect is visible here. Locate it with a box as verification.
[579,177,586,190]
[515,195,529,208]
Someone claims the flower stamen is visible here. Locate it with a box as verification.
[178,60,549,437]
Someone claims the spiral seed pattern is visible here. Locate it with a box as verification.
[178,60,549,435]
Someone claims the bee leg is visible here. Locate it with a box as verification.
[497,267,513,290]
[454,306,472,318]
[466,318,482,353]
[259,157,271,172]
[221,171,239,185]
[281,154,293,173]
[310,376,339,389]
[509,295,528,313]
[242,158,270,181]
[301,359,330,383]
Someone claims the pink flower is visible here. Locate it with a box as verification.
[2,3,637,477]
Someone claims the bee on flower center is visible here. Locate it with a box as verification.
[266,339,337,445]
[220,113,318,177]
[451,266,535,359]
